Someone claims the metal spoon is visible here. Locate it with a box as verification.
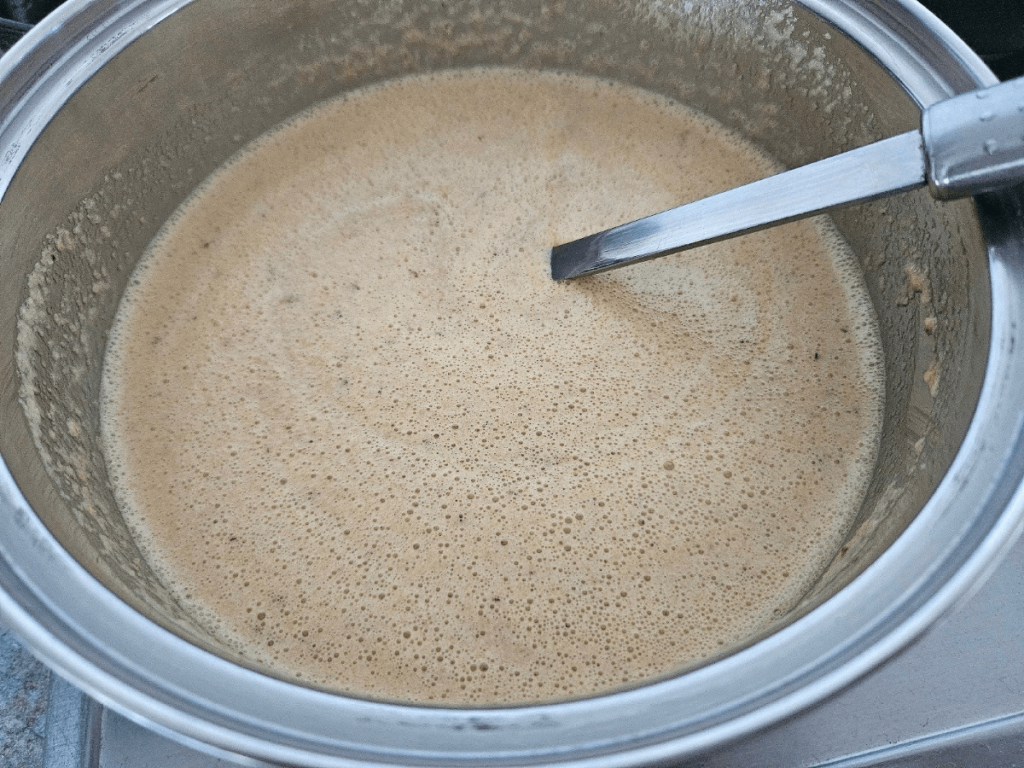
[550,76,1024,281]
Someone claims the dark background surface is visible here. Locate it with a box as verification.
[922,0,1024,79]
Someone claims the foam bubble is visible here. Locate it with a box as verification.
[100,68,884,705]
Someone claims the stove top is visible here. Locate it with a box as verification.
[1,2,1022,767]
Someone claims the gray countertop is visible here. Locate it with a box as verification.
[0,628,49,768]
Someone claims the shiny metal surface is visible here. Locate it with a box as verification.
[42,675,98,768]
[552,74,1024,280]
[925,75,1024,198]
[0,0,1021,766]
[550,131,926,280]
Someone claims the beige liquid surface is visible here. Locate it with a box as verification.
[100,69,884,706]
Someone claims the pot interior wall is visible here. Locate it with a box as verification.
[0,0,990,695]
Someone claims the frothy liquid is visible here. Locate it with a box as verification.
[100,69,884,705]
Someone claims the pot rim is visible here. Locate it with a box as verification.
[1,1,1023,766]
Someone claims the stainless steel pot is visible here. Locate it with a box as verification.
[1,0,1023,765]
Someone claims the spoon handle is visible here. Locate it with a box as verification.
[925,76,1024,199]
[550,131,925,281]
[551,76,1024,281]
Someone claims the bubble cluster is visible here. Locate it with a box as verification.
[100,68,885,705]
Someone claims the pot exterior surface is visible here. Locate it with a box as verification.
[0,1,1022,766]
